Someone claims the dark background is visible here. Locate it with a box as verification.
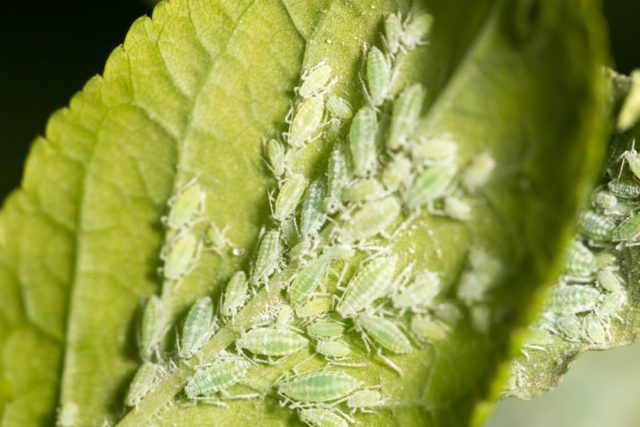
[0,1,638,200]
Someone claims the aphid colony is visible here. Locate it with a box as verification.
[121,10,497,426]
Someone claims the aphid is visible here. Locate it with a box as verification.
[327,96,353,120]
[549,285,601,315]
[356,314,413,374]
[365,46,391,107]
[300,179,327,238]
[325,143,350,213]
[299,408,349,427]
[622,148,640,181]
[343,196,401,241]
[608,179,640,199]
[276,305,295,328]
[349,106,378,177]
[456,249,503,305]
[139,296,166,361]
[597,267,624,293]
[307,320,345,340]
[341,178,385,203]
[288,257,331,304]
[125,362,164,407]
[251,229,282,285]
[583,314,608,345]
[274,173,308,222]
[236,327,309,359]
[165,179,205,230]
[443,195,473,221]
[295,297,333,319]
[553,315,582,342]
[277,370,362,403]
[612,212,640,244]
[410,315,449,343]
[383,13,403,55]
[392,271,442,313]
[388,84,426,149]
[57,402,79,427]
[578,210,615,242]
[595,250,617,269]
[346,388,385,413]
[298,60,333,99]
[595,288,627,318]
[592,189,618,212]
[266,139,286,178]
[462,153,495,192]
[321,244,356,260]
[221,271,249,317]
[400,12,434,49]
[184,355,251,400]
[412,134,458,165]
[405,162,458,211]
[179,296,216,359]
[382,154,413,191]
[564,240,597,279]
[162,231,201,281]
[288,94,325,147]
[336,255,397,317]
[316,340,351,359]
[206,223,236,257]
[434,301,463,324]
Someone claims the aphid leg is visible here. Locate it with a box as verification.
[376,348,403,376]
[326,360,367,368]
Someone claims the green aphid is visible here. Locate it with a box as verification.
[179,296,216,359]
[299,408,349,427]
[392,271,442,312]
[325,143,350,213]
[316,340,351,359]
[251,229,282,285]
[274,173,308,222]
[184,356,250,399]
[592,190,634,217]
[583,314,608,345]
[327,96,353,120]
[410,315,449,343]
[295,297,333,319]
[288,94,325,147]
[549,285,601,315]
[365,46,391,107]
[597,267,625,293]
[298,60,333,99]
[554,315,582,342]
[221,271,249,317]
[278,370,362,403]
[388,84,426,149]
[578,210,616,242]
[405,162,458,210]
[165,179,205,230]
[349,106,378,177]
[125,362,164,407]
[623,148,640,180]
[401,12,434,49]
[357,314,413,355]
[607,179,640,199]
[344,196,401,241]
[412,133,458,165]
[307,320,345,340]
[300,179,327,238]
[139,296,166,361]
[382,154,413,191]
[443,195,473,221]
[383,13,403,55]
[456,248,503,304]
[596,288,627,317]
[266,139,286,178]
[236,327,309,357]
[347,388,386,413]
[288,257,330,304]
[612,212,640,243]
[162,231,201,281]
[341,178,385,203]
[564,240,597,279]
[462,153,495,192]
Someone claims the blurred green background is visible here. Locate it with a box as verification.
[0,1,639,426]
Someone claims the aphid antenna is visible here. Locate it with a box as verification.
[326,360,367,369]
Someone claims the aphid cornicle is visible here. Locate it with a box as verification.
[564,240,597,278]
[365,46,391,107]
[388,84,426,149]
[300,179,327,238]
[349,106,378,177]
[277,370,362,403]
[298,60,333,99]
[578,210,615,242]
[336,255,397,317]
[327,96,353,120]
[221,271,249,317]
[236,327,309,358]
[341,178,385,203]
[392,271,442,312]
[344,196,402,241]
[325,143,350,213]
[251,229,282,285]
[274,173,308,222]
[184,356,250,399]
[549,285,601,315]
[165,179,205,230]
[139,296,166,361]
[462,153,495,192]
[288,257,331,304]
[266,139,286,178]
[357,314,413,354]
[612,212,640,243]
[179,296,215,359]
[125,362,164,407]
[288,94,325,147]
[299,408,348,427]
[162,231,201,281]
[405,162,458,210]
[346,388,385,413]
[307,320,345,339]
[608,179,640,199]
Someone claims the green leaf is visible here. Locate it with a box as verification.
[0,0,607,426]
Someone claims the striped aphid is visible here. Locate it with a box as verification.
[288,256,331,305]
[388,83,426,149]
[607,179,640,199]
[125,362,166,407]
[405,162,458,212]
[563,240,597,280]
[315,339,353,361]
[612,212,640,246]
[382,153,413,191]
[355,313,413,375]
[383,13,403,55]
[287,94,325,147]
[277,369,362,404]
[265,139,287,178]
[365,46,392,107]
[325,143,350,213]
[298,60,334,99]
[307,320,345,340]
[295,297,333,319]
[164,178,205,230]
[251,229,282,286]
[349,106,378,177]
[184,354,256,405]
[161,230,202,282]
[299,407,349,427]
[592,189,633,218]
[343,196,402,242]
[595,268,627,318]
[553,315,583,342]
[578,210,616,243]
[300,179,327,239]
[346,388,386,414]
[548,285,602,315]
[582,313,609,345]
[274,173,308,222]
[179,296,216,359]
[236,327,309,363]
[139,296,166,361]
[221,271,249,318]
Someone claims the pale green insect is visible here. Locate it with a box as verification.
[564,240,597,279]
[597,267,624,293]
[392,271,442,313]
[336,255,397,317]
[344,196,401,241]
[456,249,503,304]
[349,106,378,177]
[549,285,601,315]
[383,13,403,55]
[388,84,426,149]
[236,327,309,358]
[165,179,205,230]
[365,46,391,107]
[316,340,351,359]
[346,388,385,413]
[221,271,248,317]
[179,296,216,359]
[596,288,626,318]
[357,314,413,354]
[578,210,615,242]
[288,94,325,147]
[139,296,166,361]
[276,305,295,328]
[462,153,495,192]
[400,12,434,49]
[321,244,356,260]
[125,362,164,407]
[307,320,344,340]
[300,179,327,238]
[593,190,633,218]
[410,315,449,343]
[288,257,331,304]
[434,301,463,323]
[298,60,333,99]
[405,162,458,211]
[274,173,308,222]
[325,143,350,213]
[412,133,458,164]
[299,408,348,427]
[382,154,413,191]
[622,146,640,180]
[595,250,617,269]
[295,297,333,319]
[205,223,235,256]
[608,179,640,199]
[252,229,282,285]
[341,178,385,203]
[554,315,582,342]
[266,139,286,178]
[327,96,353,120]
[278,370,362,403]
[583,314,607,345]
[612,212,640,244]
[444,195,473,221]
[184,356,250,399]
[162,231,201,281]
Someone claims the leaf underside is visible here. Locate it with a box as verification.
[0,0,607,426]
